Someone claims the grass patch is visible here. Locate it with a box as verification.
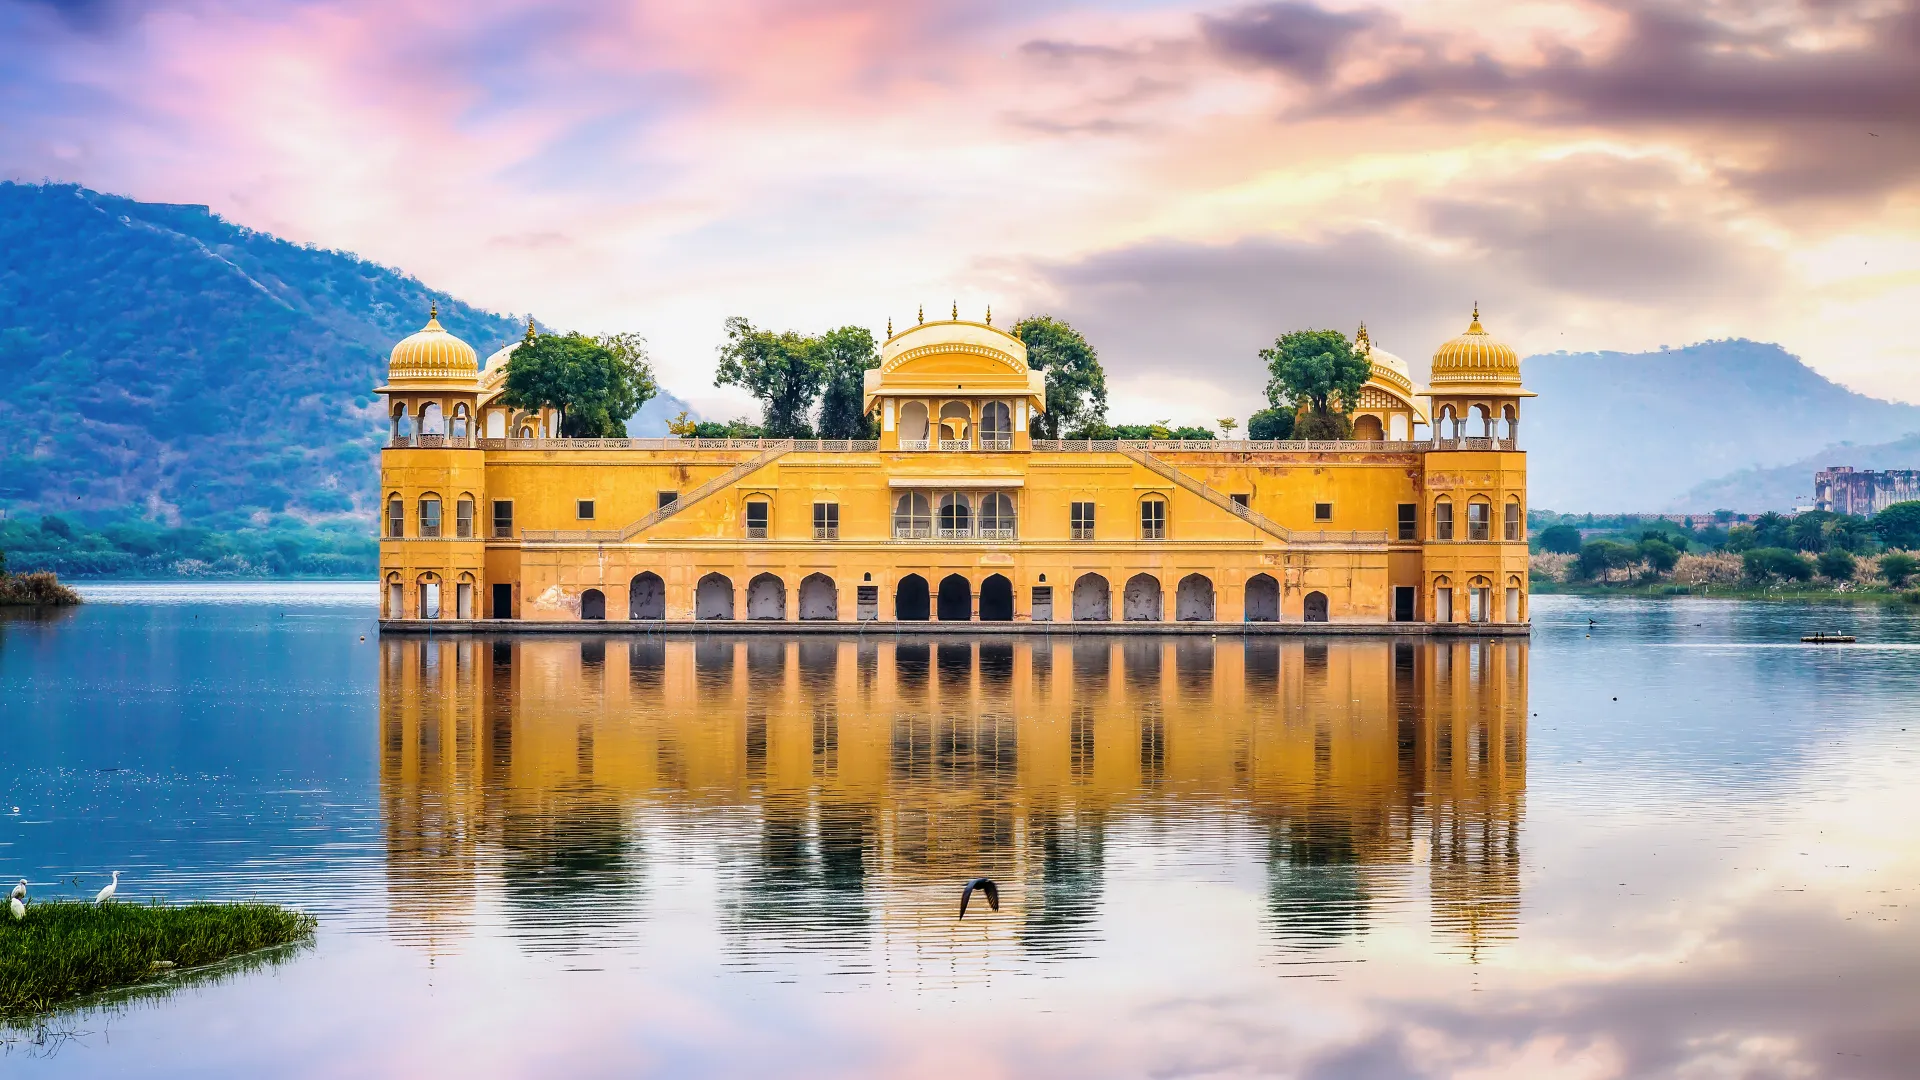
[1,901,314,1018]
[0,571,81,606]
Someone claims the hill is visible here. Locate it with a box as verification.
[1522,341,1920,511]
[1674,432,1920,512]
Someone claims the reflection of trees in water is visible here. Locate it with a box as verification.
[719,793,874,958]
[1020,808,1106,958]
[1263,812,1371,948]
[496,789,644,953]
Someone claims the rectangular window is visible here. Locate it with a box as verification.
[658,491,678,510]
[1397,503,1417,541]
[1504,501,1521,542]
[1230,493,1250,508]
[1314,502,1333,522]
[746,501,770,539]
[492,500,514,538]
[1071,501,1096,540]
[813,501,840,540]
[1032,585,1054,622]
[455,499,474,539]
[1468,501,1490,541]
[387,499,405,538]
[419,498,442,538]
[1436,501,1454,541]
[1141,499,1167,540]
[577,499,596,520]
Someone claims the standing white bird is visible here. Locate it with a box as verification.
[10,879,24,902]
[94,871,119,905]
[8,896,22,921]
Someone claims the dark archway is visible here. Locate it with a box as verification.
[1175,574,1214,621]
[746,573,787,620]
[695,573,735,620]
[1072,573,1110,621]
[979,574,1013,621]
[629,572,664,620]
[1245,573,1279,622]
[895,574,930,621]
[580,588,606,621]
[937,574,972,621]
[1304,590,1329,622]
[798,573,837,620]
[1123,573,1163,621]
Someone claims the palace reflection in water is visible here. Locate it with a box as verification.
[380,635,1525,968]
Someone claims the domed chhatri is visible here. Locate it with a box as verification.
[1354,322,1413,394]
[1429,304,1522,388]
[388,303,479,382]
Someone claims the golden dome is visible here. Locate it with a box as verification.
[1429,304,1522,388]
[388,304,478,381]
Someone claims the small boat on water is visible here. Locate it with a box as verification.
[1802,632,1856,644]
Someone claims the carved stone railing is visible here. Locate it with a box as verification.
[475,437,880,451]
[980,438,1013,451]
[1031,439,1426,453]
[388,434,477,449]
[938,439,971,452]
[897,439,930,451]
[1430,436,1518,451]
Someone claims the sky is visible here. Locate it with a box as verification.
[3,0,1918,424]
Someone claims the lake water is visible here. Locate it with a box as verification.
[3,585,1918,1077]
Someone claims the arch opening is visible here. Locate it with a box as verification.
[1072,573,1111,621]
[629,572,665,619]
[420,402,445,436]
[979,574,1013,621]
[580,588,606,621]
[980,401,1012,445]
[937,574,972,621]
[747,573,787,620]
[695,573,735,620]
[1353,414,1384,441]
[1124,573,1163,621]
[1304,590,1329,622]
[896,574,930,621]
[893,492,931,538]
[799,573,837,620]
[1175,574,1215,621]
[1245,573,1280,622]
[899,401,930,442]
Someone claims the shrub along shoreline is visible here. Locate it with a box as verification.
[0,901,315,1018]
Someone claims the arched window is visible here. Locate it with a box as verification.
[386,494,405,538]
[1437,405,1456,439]
[418,573,441,620]
[485,410,506,439]
[1501,404,1517,441]
[1433,576,1455,622]
[1353,414,1384,441]
[385,573,403,618]
[938,492,972,536]
[899,401,930,446]
[450,403,469,440]
[421,402,445,436]
[938,402,972,448]
[893,492,931,538]
[517,424,534,438]
[418,494,442,538]
[1140,496,1168,540]
[1504,498,1522,542]
[455,495,475,538]
[978,492,1015,538]
[1467,496,1491,541]
[1435,496,1454,541]
[1388,413,1409,441]
[980,401,1012,448]
[392,404,411,442]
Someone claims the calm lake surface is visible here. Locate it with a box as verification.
[3,585,1918,1078]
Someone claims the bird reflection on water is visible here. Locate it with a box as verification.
[379,634,1525,972]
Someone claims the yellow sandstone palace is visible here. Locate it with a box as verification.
[376,306,1531,630]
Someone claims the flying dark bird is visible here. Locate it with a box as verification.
[958,877,999,919]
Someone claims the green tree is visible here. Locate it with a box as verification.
[1262,329,1369,441]
[715,316,822,438]
[1014,316,1108,439]
[1247,407,1295,441]
[1874,501,1920,549]
[1639,538,1680,574]
[1743,547,1813,582]
[1724,524,1757,552]
[1817,548,1857,581]
[812,326,881,439]
[1576,539,1639,582]
[1536,524,1582,554]
[1877,551,1917,587]
[499,331,657,438]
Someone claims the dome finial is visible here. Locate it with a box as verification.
[524,314,537,343]
[1470,301,1481,331]
[887,316,893,337]
[951,300,958,320]
[917,304,924,325]
[985,304,992,326]
[429,300,438,321]
[1355,321,1369,347]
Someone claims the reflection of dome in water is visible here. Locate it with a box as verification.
[1429,304,1521,388]
[388,304,478,381]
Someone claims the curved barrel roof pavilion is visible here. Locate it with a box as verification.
[374,306,1530,630]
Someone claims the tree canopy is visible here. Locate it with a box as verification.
[1874,500,1920,549]
[715,317,825,438]
[499,331,657,438]
[1246,407,1295,441]
[812,326,881,439]
[1262,329,1370,441]
[1013,316,1108,439]
[1535,524,1583,554]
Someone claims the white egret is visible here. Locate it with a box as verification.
[94,871,119,905]
[10,879,24,902]
[8,897,21,920]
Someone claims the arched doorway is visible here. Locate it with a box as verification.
[629,572,664,619]
[1353,414,1384,441]
[979,574,1013,621]
[799,573,837,620]
[1123,574,1163,621]
[580,588,606,621]
[746,573,787,620]
[1304,590,1329,622]
[937,574,972,621]
[1072,573,1110,621]
[695,573,734,619]
[899,402,930,446]
[1245,574,1279,622]
[1175,574,1214,620]
[896,574,930,621]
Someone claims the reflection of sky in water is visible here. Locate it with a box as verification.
[1,588,1917,1077]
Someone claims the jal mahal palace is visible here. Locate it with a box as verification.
[375,306,1531,632]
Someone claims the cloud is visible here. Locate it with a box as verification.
[1201,0,1380,84]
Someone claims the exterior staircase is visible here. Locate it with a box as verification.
[1117,444,1293,542]
[521,442,793,543]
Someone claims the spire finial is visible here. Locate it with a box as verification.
[887,316,893,337]
[985,304,992,326]
[1471,300,1481,326]
[429,300,438,322]
[524,314,537,343]
[951,300,958,320]
[1355,321,1369,346]
[917,304,924,324]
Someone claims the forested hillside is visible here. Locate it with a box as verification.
[0,182,524,527]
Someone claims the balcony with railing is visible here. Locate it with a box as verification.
[937,439,972,452]
[813,525,839,540]
[979,438,1013,451]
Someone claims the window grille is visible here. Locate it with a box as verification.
[1071,501,1095,540]
[813,501,840,540]
[1140,498,1167,540]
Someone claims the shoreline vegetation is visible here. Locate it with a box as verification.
[0,569,80,606]
[0,901,315,1020]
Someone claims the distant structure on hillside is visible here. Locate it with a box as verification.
[1814,466,1920,515]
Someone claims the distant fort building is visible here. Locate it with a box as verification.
[1815,466,1920,516]
[375,306,1531,629]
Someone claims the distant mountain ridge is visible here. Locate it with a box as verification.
[0,182,692,528]
[1522,341,1920,512]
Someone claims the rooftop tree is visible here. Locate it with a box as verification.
[715,316,823,439]
[1013,315,1108,439]
[1262,329,1370,441]
[812,326,881,439]
[498,331,657,438]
